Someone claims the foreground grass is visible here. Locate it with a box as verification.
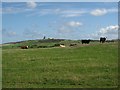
[2,43,118,88]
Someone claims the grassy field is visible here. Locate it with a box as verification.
[2,42,118,88]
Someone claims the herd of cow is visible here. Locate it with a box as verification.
[20,37,107,49]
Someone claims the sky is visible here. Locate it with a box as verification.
[1,2,119,43]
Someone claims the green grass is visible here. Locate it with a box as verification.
[2,42,118,88]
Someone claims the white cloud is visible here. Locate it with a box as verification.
[10,32,16,35]
[88,25,119,40]
[99,25,119,35]
[36,8,117,17]
[2,7,16,14]
[23,24,43,39]
[35,8,117,17]
[90,9,107,16]
[2,7,34,14]
[62,13,82,17]
[57,21,83,34]
[90,8,118,16]
[2,28,17,37]
[61,9,87,17]
[26,1,37,9]
[27,8,87,17]
[23,30,41,38]
[107,8,118,13]
[66,21,83,27]
[1,3,117,18]
[58,26,73,33]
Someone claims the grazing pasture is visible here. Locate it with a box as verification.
[2,41,118,88]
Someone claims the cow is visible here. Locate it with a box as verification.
[54,44,60,47]
[100,37,107,43]
[70,43,77,46]
[81,40,91,44]
[37,46,47,48]
[60,44,65,47]
[60,44,65,45]
[20,46,29,49]
[54,43,64,47]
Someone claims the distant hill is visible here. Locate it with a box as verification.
[2,39,67,49]
[1,38,118,49]
[3,39,65,44]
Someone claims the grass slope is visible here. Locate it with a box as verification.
[2,42,118,88]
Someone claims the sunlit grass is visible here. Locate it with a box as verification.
[2,42,118,88]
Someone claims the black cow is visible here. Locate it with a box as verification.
[60,44,65,45]
[100,37,106,43]
[54,44,60,47]
[70,43,77,46]
[81,40,91,44]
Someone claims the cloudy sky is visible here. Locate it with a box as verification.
[1,2,118,43]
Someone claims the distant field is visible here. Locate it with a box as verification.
[2,42,118,88]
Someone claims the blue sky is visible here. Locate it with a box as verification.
[1,2,118,43]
